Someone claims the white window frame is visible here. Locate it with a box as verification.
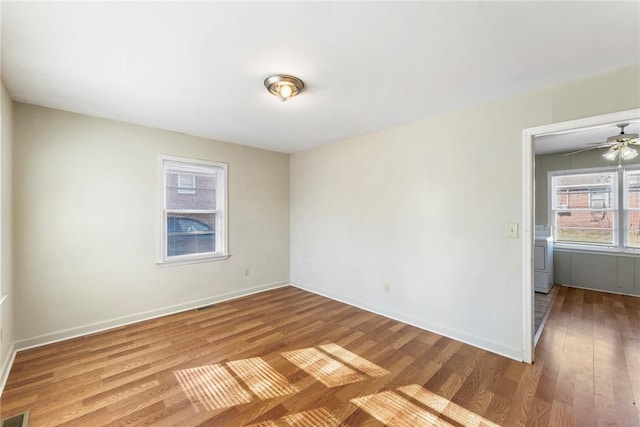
[158,155,229,266]
[549,165,640,254]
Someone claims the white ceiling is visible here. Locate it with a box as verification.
[2,2,639,153]
[535,121,640,156]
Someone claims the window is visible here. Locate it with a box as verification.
[551,171,616,245]
[550,166,640,251]
[624,169,640,248]
[159,155,228,264]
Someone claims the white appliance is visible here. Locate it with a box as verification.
[534,225,554,293]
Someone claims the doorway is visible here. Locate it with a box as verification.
[521,108,640,363]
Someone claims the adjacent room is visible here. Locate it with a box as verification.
[0,2,639,426]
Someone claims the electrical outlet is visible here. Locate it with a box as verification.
[384,283,391,293]
[506,223,519,239]
[243,267,250,277]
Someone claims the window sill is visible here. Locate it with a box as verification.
[157,254,230,267]
[554,244,640,257]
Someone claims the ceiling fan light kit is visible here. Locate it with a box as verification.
[620,145,638,160]
[601,123,640,161]
[564,123,640,163]
[603,147,618,161]
[606,124,639,145]
[603,144,638,161]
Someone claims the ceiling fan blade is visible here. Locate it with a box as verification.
[561,144,611,156]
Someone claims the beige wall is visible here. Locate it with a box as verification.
[290,64,640,361]
[13,104,290,347]
[1,81,15,386]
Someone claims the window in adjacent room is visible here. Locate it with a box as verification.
[549,166,640,251]
[624,169,640,248]
[159,155,228,264]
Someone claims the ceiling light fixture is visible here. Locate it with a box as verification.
[620,145,638,160]
[565,123,640,161]
[600,123,640,162]
[603,146,618,161]
[602,143,639,162]
[264,74,304,102]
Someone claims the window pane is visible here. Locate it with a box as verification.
[552,172,616,245]
[626,212,640,248]
[555,211,614,244]
[624,170,640,248]
[625,170,640,209]
[553,172,615,209]
[166,169,217,210]
[167,213,216,257]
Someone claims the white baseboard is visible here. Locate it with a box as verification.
[14,281,289,352]
[0,341,16,396]
[291,281,524,362]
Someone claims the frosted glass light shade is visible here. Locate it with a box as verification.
[603,147,618,161]
[620,146,638,160]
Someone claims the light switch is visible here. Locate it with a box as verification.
[506,223,519,239]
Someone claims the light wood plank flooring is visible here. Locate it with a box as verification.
[534,286,557,337]
[1,285,638,426]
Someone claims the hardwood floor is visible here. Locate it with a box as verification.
[1,285,638,426]
[534,286,557,338]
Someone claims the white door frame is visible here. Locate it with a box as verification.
[521,108,640,363]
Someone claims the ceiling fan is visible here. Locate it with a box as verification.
[563,123,640,161]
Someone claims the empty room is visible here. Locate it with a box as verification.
[0,2,639,426]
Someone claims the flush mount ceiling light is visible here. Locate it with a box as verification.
[264,74,304,102]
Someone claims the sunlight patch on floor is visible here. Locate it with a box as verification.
[247,407,345,427]
[319,343,389,377]
[281,347,367,387]
[227,357,299,399]
[245,421,278,427]
[173,342,392,415]
[398,384,499,427]
[351,384,500,427]
[174,364,252,411]
[351,390,448,426]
